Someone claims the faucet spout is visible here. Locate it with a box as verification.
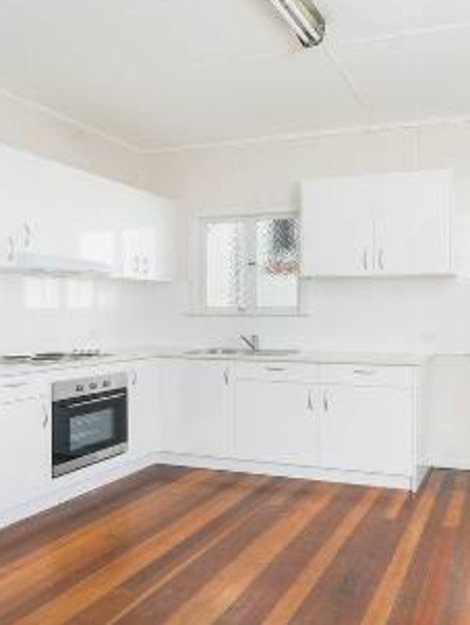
[240,334,259,352]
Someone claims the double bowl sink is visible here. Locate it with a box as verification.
[184,348,298,357]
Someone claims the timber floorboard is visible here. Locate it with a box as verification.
[0,466,468,625]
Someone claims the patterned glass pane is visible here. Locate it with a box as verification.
[206,221,247,309]
[256,217,299,309]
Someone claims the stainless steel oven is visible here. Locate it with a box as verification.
[52,372,128,477]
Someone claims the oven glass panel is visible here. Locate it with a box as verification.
[70,409,115,452]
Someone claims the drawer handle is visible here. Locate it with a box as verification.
[266,367,285,372]
[353,369,375,375]
[2,382,27,388]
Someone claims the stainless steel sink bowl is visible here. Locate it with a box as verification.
[184,348,298,357]
[184,348,242,356]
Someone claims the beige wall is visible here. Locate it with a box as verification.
[0,89,145,188]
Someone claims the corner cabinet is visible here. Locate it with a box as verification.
[159,359,231,458]
[301,170,453,277]
[128,361,161,458]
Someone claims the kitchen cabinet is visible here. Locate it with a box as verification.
[0,142,175,281]
[159,360,230,457]
[233,378,320,465]
[301,170,453,277]
[319,384,413,475]
[228,360,421,488]
[0,392,50,513]
[128,361,161,457]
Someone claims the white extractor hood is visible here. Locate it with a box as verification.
[2,252,112,277]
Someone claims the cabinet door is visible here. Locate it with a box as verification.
[233,380,320,465]
[159,360,229,457]
[120,199,174,282]
[128,362,160,457]
[320,384,413,475]
[374,170,452,275]
[301,176,374,276]
[0,399,50,512]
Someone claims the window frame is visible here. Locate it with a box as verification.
[192,212,302,317]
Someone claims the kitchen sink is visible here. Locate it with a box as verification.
[184,348,298,357]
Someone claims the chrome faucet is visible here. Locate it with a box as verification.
[240,334,259,352]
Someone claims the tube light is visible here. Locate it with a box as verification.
[269,0,326,47]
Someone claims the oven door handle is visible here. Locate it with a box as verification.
[60,392,127,410]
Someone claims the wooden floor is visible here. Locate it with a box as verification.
[0,466,469,625]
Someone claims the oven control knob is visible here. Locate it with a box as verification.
[102,380,111,388]
[89,382,98,390]
[76,384,84,392]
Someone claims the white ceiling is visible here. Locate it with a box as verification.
[0,0,469,151]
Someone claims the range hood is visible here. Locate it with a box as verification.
[3,252,112,277]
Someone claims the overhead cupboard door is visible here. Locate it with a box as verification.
[301,170,453,277]
[301,176,374,277]
[374,170,453,275]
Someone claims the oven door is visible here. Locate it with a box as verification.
[52,389,128,477]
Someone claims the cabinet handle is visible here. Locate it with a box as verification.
[353,369,375,376]
[131,371,138,386]
[323,391,329,412]
[142,257,149,275]
[378,249,384,270]
[362,250,368,270]
[307,390,315,416]
[42,402,49,428]
[24,222,32,249]
[223,369,229,385]
[7,236,15,262]
[266,367,285,372]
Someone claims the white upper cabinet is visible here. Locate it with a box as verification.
[0,143,175,281]
[301,176,375,276]
[301,170,453,277]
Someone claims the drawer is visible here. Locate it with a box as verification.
[0,379,48,404]
[235,362,321,384]
[320,364,415,388]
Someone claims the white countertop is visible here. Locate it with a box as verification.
[0,347,434,379]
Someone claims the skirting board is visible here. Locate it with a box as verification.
[155,452,422,492]
[0,453,156,530]
[428,456,470,471]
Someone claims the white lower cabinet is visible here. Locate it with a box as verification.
[228,361,421,488]
[159,359,230,457]
[128,362,161,457]
[233,380,320,466]
[319,384,414,476]
[0,395,50,513]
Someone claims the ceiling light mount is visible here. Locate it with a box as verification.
[269,0,326,48]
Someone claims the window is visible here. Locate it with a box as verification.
[197,214,300,315]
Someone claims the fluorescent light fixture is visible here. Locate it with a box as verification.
[269,0,326,47]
